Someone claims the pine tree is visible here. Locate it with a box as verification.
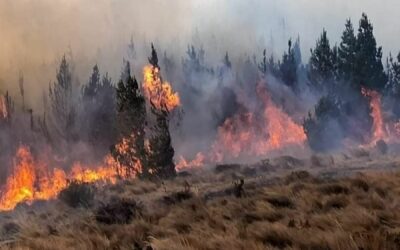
[146,44,176,179]
[81,65,117,154]
[354,13,387,90]
[49,55,76,143]
[112,61,146,177]
[259,49,267,75]
[338,19,357,83]
[387,52,400,117]
[82,64,100,100]
[293,36,302,66]
[303,95,344,152]
[279,39,298,89]
[308,29,336,91]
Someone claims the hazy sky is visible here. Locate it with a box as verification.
[0,0,399,104]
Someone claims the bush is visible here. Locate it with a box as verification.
[95,198,142,224]
[266,195,294,208]
[58,181,95,208]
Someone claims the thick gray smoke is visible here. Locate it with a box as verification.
[0,0,399,108]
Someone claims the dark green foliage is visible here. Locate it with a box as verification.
[338,19,357,83]
[279,39,299,89]
[304,96,344,152]
[112,61,146,177]
[148,43,159,68]
[58,181,95,208]
[144,45,176,179]
[308,30,336,91]
[354,13,387,91]
[259,49,268,75]
[82,64,100,100]
[146,105,176,179]
[81,65,117,154]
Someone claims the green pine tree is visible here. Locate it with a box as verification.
[279,39,298,89]
[112,61,146,177]
[338,19,357,83]
[354,13,387,90]
[308,29,336,91]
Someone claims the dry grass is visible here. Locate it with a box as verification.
[2,154,400,249]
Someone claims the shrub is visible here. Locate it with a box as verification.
[95,198,142,224]
[266,195,294,208]
[58,181,95,208]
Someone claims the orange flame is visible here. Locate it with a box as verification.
[0,146,121,211]
[143,65,180,111]
[175,152,205,171]
[210,84,306,161]
[361,87,388,144]
[176,83,306,168]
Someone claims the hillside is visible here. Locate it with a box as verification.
[1,151,400,249]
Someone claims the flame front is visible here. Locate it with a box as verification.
[175,152,205,171]
[211,84,306,161]
[143,65,180,111]
[176,83,306,167]
[0,146,120,211]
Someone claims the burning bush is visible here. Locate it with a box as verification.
[58,181,95,208]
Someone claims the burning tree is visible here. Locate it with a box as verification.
[144,44,176,179]
[112,61,146,177]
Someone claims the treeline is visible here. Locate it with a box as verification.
[1,13,399,179]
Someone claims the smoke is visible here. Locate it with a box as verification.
[1,0,399,108]
[0,0,398,163]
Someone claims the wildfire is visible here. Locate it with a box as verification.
[0,146,120,211]
[143,65,180,111]
[211,84,306,161]
[175,152,205,171]
[361,87,388,144]
[176,83,306,166]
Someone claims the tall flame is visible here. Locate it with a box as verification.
[143,65,180,111]
[361,87,388,144]
[0,64,182,211]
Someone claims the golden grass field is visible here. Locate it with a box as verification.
[1,150,400,250]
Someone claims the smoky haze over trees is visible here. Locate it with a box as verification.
[0,12,399,179]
